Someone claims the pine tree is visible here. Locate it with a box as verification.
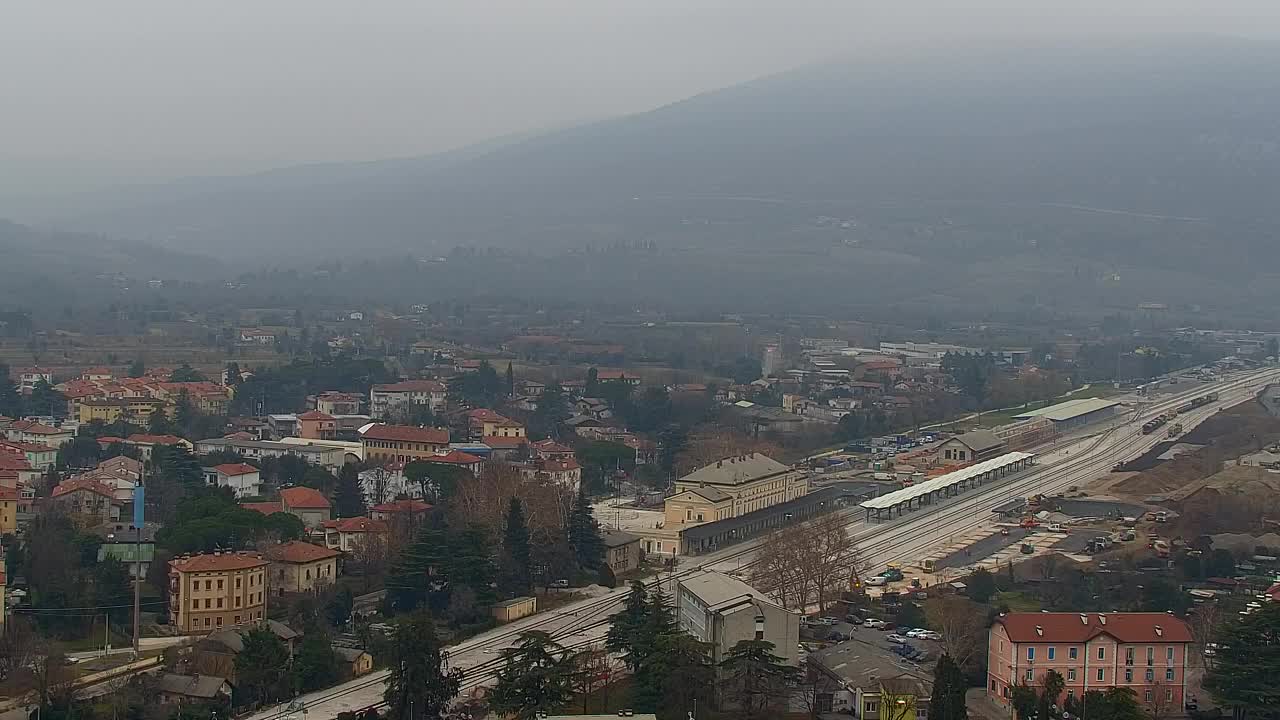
[930,654,969,720]
[446,523,498,609]
[719,639,802,719]
[500,498,531,597]
[567,484,604,572]
[489,631,574,719]
[127,359,146,378]
[294,628,340,692]
[28,379,64,418]
[334,463,367,518]
[386,525,448,612]
[234,626,292,707]
[384,611,462,720]
[635,631,714,718]
[505,361,515,398]
[0,364,21,418]
[605,581,650,671]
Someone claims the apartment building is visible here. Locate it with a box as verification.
[369,380,447,419]
[676,569,801,667]
[169,552,269,633]
[987,612,1192,711]
[359,424,450,464]
[262,541,340,595]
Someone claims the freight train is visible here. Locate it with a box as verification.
[1175,392,1219,415]
[1142,413,1175,435]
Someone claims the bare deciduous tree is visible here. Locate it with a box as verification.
[751,512,865,613]
[1146,681,1175,720]
[925,596,985,671]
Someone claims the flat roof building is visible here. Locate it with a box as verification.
[1012,397,1122,431]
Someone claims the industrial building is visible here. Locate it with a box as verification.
[1012,397,1122,432]
[676,570,801,667]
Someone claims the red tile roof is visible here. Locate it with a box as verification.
[539,457,581,472]
[994,612,1192,644]
[466,408,512,423]
[262,540,340,564]
[281,486,331,510]
[596,370,635,380]
[0,454,32,471]
[360,424,450,445]
[170,552,268,573]
[531,439,573,454]
[11,421,64,435]
[96,436,127,445]
[241,501,284,516]
[0,440,55,454]
[126,434,186,445]
[426,450,484,466]
[323,517,388,533]
[371,380,446,393]
[370,499,431,514]
[214,463,259,477]
[297,410,335,421]
[52,476,117,500]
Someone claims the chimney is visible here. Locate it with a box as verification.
[1035,625,1044,637]
[1154,625,1163,637]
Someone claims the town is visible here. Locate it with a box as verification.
[0,309,1278,720]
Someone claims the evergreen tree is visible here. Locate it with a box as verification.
[92,557,133,625]
[174,392,197,436]
[528,384,570,440]
[586,367,599,396]
[170,363,205,382]
[28,379,65,418]
[605,581,650,671]
[567,484,604,572]
[635,632,715,719]
[386,525,448,612]
[500,498,531,597]
[225,362,242,385]
[1205,603,1280,719]
[0,364,21,418]
[234,626,291,707]
[718,639,802,719]
[294,629,340,692]
[383,611,462,720]
[930,654,969,720]
[505,361,515,398]
[334,463,367,518]
[445,523,498,611]
[127,359,146,378]
[489,631,574,720]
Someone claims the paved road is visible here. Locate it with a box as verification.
[241,367,1280,720]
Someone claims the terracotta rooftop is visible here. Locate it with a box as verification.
[994,612,1192,644]
[52,476,118,500]
[370,499,432,514]
[214,463,259,477]
[170,552,269,573]
[241,501,284,516]
[323,517,389,533]
[0,440,55,454]
[126,434,186,445]
[297,410,335,421]
[360,424,450,445]
[426,450,484,466]
[281,486,331,509]
[262,540,340,564]
[11,421,64,435]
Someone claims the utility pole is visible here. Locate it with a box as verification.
[132,463,144,658]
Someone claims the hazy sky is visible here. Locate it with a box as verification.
[3,1,1278,195]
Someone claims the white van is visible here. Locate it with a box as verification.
[866,576,889,587]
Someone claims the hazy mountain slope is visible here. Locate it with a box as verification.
[38,37,1280,317]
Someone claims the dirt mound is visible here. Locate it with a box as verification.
[1113,399,1280,498]
[1171,465,1280,536]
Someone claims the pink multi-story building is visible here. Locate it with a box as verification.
[987,612,1192,712]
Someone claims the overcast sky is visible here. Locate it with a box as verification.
[3,1,1278,196]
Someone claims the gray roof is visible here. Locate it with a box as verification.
[601,529,640,548]
[156,673,230,699]
[808,639,933,691]
[197,438,344,453]
[680,453,790,487]
[674,486,732,503]
[1012,397,1121,422]
[202,620,298,652]
[950,430,1004,454]
[332,646,370,662]
[564,415,601,427]
[678,570,782,614]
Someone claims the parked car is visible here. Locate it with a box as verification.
[817,616,840,626]
[920,630,942,641]
[886,634,907,644]
[905,629,927,638]
[866,576,889,587]
[845,615,864,625]
[1047,523,1064,532]
[864,619,888,629]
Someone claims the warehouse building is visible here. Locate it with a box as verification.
[1012,397,1122,432]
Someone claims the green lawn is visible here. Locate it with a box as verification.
[994,591,1042,612]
